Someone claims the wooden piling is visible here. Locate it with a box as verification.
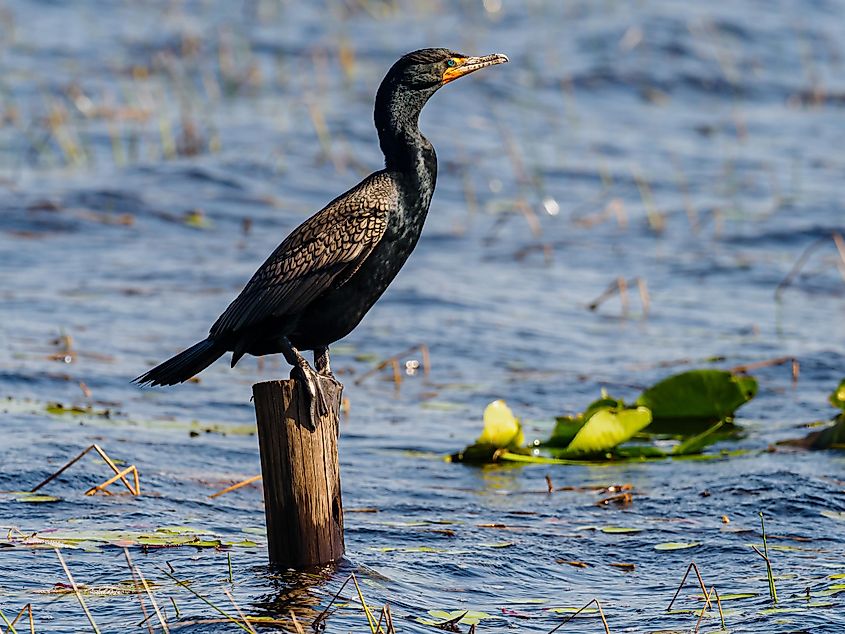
[253,379,344,566]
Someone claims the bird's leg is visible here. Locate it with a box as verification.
[280,338,328,431]
[314,346,332,376]
[314,346,343,385]
[314,345,343,412]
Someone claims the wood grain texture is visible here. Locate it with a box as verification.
[253,379,344,566]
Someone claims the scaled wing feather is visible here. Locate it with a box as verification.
[210,185,391,337]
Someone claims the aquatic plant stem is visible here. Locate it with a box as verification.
[547,598,610,634]
[160,568,252,633]
[123,548,155,634]
[7,604,34,634]
[760,512,778,603]
[0,607,19,634]
[223,589,257,634]
[134,562,169,633]
[209,474,262,499]
[666,562,712,612]
[54,548,101,634]
[312,574,354,629]
[351,573,384,634]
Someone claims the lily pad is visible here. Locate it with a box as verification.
[821,510,845,521]
[654,541,701,551]
[564,407,652,456]
[418,609,491,626]
[636,369,757,428]
[600,526,642,534]
[547,395,626,448]
[14,493,62,503]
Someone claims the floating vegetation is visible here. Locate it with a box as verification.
[1,397,256,437]
[452,369,757,464]
[414,609,492,627]
[780,378,845,449]
[1,526,260,551]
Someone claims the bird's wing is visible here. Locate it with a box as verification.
[210,174,394,337]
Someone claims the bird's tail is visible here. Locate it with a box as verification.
[134,338,225,386]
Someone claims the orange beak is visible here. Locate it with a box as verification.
[442,53,509,84]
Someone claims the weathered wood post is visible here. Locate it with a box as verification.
[253,379,344,566]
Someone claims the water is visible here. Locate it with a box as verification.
[1,0,844,631]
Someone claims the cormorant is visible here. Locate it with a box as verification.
[135,48,508,427]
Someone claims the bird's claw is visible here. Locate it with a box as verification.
[291,362,331,431]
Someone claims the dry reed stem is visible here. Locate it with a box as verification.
[390,358,402,387]
[54,548,101,634]
[834,232,845,280]
[546,598,610,634]
[666,562,712,612]
[631,168,664,233]
[730,356,799,383]
[312,573,354,629]
[588,277,649,317]
[85,464,139,496]
[7,604,34,634]
[693,586,714,633]
[209,474,262,498]
[223,589,257,634]
[775,232,845,299]
[289,610,306,634]
[31,444,137,495]
[714,587,725,629]
[618,277,629,315]
[637,278,650,316]
[375,604,395,634]
[124,549,155,634]
[135,564,169,633]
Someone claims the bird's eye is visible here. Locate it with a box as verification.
[446,59,457,67]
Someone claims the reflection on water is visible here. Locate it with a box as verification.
[1,0,845,631]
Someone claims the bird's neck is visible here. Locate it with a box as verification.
[375,88,437,186]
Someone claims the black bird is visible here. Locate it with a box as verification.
[135,48,508,426]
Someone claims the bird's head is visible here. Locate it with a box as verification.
[375,48,508,169]
[384,48,509,91]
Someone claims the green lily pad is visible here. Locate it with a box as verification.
[420,610,491,626]
[654,541,701,551]
[564,407,652,456]
[547,395,626,448]
[717,593,758,600]
[601,526,642,534]
[14,493,62,504]
[636,369,757,429]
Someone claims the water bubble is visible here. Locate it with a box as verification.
[483,0,503,13]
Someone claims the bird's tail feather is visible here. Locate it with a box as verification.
[134,338,225,386]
